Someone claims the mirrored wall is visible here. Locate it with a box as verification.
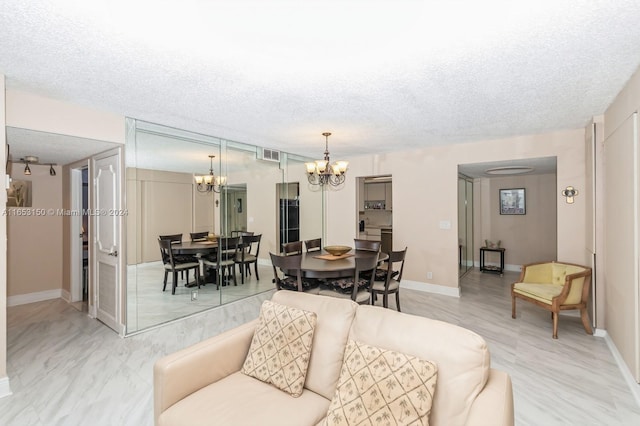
[125,119,324,333]
[458,174,474,277]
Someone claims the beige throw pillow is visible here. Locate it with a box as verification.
[241,300,317,397]
[325,340,438,426]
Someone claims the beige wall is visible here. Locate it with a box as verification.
[7,163,63,298]
[327,129,586,290]
[475,173,557,267]
[127,168,212,264]
[5,89,125,144]
[1,74,8,390]
[603,65,640,382]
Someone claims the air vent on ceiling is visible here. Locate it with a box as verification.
[259,148,281,162]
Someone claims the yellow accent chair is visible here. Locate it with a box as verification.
[511,261,593,339]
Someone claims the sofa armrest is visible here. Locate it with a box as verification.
[153,320,258,423]
[465,369,514,426]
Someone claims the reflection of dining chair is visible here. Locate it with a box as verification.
[282,241,303,256]
[370,247,407,311]
[354,239,381,252]
[231,230,254,239]
[235,234,261,284]
[320,254,378,304]
[160,233,195,278]
[304,238,322,253]
[158,239,201,295]
[190,231,209,242]
[201,236,239,289]
[269,252,319,294]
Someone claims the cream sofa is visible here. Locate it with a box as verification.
[154,291,514,426]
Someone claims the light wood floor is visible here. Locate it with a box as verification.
[1,269,639,425]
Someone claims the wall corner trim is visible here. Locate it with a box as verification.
[400,280,461,298]
[598,329,640,408]
[0,376,12,399]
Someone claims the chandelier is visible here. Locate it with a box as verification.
[304,132,349,187]
[194,155,226,193]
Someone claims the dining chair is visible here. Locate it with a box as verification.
[269,252,319,293]
[159,233,195,279]
[282,240,303,256]
[158,238,201,295]
[304,238,322,253]
[235,234,261,284]
[370,247,407,311]
[189,231,209,242]
[354,238,381,252]
[319,253,379,304]
[201,236,240,289]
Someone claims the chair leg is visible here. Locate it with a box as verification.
[552,312,558,339]
[383,294,388,308]
[254,262,259,281]
[231,265,237,286]
[163,271,168,291]
[172,271,178,295]
[395,291,401,312]
[240,263,245,284]
[511,296,516,319]
[185,269,189,285]
[580,308,593,335]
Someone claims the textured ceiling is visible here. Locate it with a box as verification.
[2,0,640,160]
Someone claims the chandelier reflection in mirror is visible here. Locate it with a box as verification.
[194,155,226,193]
[305,132,349,187]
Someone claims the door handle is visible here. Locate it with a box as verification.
[108,250,118,257]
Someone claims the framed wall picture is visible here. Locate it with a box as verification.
[500,188,525,215]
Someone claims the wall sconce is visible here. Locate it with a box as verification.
[562,186,578,204]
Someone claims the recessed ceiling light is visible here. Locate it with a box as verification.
[485,166,534,175]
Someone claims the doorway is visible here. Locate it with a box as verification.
[70,164,90,308]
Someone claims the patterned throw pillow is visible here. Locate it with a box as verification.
[325,340,438,426]
[241,300,317,397]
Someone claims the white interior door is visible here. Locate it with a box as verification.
[92,148,124,333]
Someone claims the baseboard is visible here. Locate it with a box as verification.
[7,289,63,307]
[400,280,460,298]
[61,289,71,303]
[0,376,12,399]
[597,329,640,407]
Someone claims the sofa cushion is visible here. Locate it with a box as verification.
[324,339,437,426]
[241,299,317,397]
[158,371,331,426]
[348,305,490,426]
[271,290,359,400]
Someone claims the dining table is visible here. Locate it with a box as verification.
[293,249,389,279]
[170,240,218,255]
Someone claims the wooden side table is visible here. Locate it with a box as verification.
[479,247,505,275]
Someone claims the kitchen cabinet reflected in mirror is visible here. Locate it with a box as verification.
[356,175,393,255]
[126,119,322,333]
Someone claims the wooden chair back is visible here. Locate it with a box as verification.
[282,240,303,256]
[190,232,209,242]
[269,252,303,291]
[354,238,381,252]
[304,238,322,253]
